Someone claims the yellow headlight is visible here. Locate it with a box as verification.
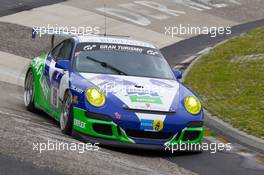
[184,96,201,115]
[86,88,105,107]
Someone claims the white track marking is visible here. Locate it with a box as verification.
[172,0,240,11]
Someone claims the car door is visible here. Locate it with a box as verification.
[36,41,63,114]
[47,39,74,119]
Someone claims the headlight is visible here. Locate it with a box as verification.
[184,96,201,115]
[86,88,105,107]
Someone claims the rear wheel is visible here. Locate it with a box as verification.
[60,91,73,135]
[24,69,35,112]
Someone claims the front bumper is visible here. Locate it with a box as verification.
[72,107,204,149]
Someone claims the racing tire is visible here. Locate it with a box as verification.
[24,69,36,112]
[60,91,73,135]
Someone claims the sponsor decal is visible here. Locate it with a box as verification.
[51,71,63,89]
[34,59,49,99]
[50,71,64,109]
[78,37,155,48]
[114,112,122,123]
[129,95,162,104]
[83,44,97,51]
[127,88,162,104]
[152,120,164,132]
[147,49,159,56]
[140,119,164,131]
[74,119,86,129]
[100,44,143,53]
[51,87,58,108]
[114,112,121,120]
[76,43,160,57]
[140,119,154,130]
[127,88,159,96]
[73,95,78,104]
[71,85,84,94]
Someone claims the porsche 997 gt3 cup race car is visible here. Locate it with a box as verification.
[24,28,204,150]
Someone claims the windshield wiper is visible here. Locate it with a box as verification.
[86,56,127,75]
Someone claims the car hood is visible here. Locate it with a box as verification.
[80,73,179,112]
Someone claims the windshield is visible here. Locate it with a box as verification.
[74,42,175,80]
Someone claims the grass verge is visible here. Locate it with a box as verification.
[184,27,264,138]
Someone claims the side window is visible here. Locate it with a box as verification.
[58,40,74,60]
[51,42,64,60]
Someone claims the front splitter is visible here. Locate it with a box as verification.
[72,130,167,151]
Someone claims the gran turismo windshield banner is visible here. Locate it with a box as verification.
[75,43,161,57]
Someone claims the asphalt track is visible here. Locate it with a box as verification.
[0,1,264,175]
[0,154,58,175]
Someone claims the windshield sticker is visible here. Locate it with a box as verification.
[76,43,160,57]
[146,50,159,56]
[100,44,143,53]
[83,44,97,51]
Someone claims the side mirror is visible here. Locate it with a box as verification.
[55,60,70,70]
[173,68,182,79]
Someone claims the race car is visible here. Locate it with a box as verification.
[24,28,204,149]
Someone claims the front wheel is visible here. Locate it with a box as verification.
[24,69,35,112]
[60,91,73,135]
